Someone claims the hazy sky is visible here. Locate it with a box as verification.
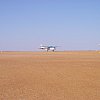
[0,0,100,51]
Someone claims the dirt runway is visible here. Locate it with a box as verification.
[0,51,100,100]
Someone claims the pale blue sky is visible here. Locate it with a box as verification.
[0,0,100,51]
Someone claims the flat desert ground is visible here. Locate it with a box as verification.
[0,51,100,100]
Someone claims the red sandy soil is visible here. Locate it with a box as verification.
[0,51,100,100]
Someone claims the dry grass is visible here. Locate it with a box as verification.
[0,51,100,100]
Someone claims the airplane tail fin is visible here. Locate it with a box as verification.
[40,44,43,47]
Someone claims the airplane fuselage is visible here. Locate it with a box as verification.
[40,45,56,52]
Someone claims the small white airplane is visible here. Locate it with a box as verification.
[39,44,58,52]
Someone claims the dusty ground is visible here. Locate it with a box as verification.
[0,51,100,100]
